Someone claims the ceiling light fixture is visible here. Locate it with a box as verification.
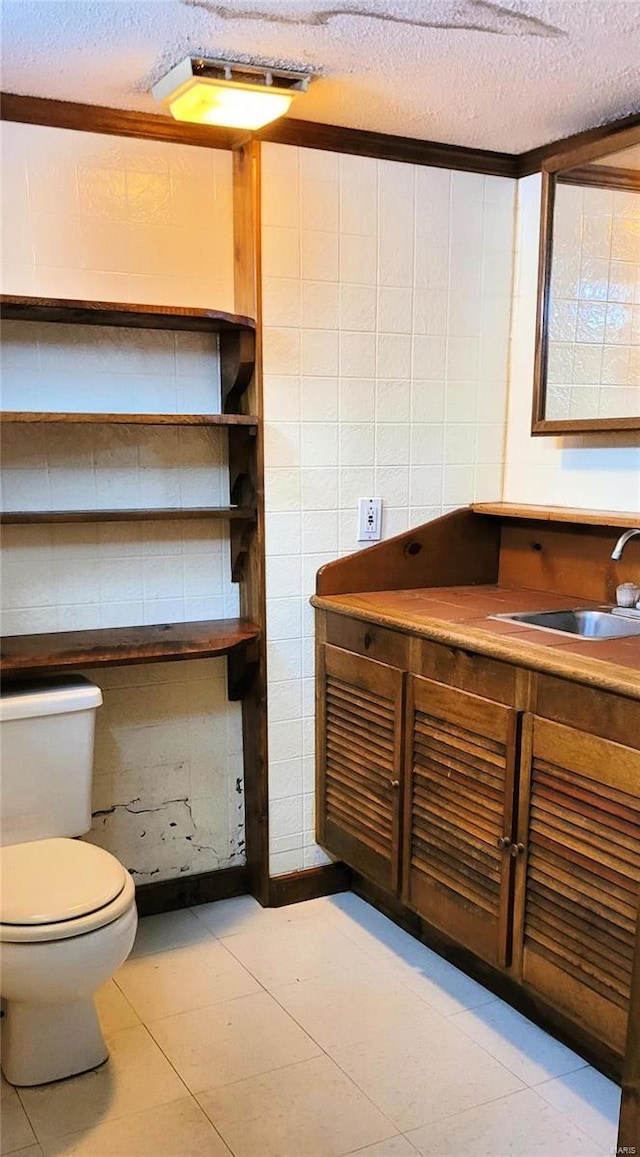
[152,57,311,130]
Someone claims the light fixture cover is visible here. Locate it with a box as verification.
[152,57,310,130]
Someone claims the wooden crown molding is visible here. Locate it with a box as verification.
[517,110,640,177]
[0,92,237,151]
[0,91,517,175]
[2,90,639,179]
[255,116,517,176]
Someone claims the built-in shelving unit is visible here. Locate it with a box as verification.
[0,619,260,678]
[1,284,268,902]
[0,507,256,525]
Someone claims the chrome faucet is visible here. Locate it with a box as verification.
[611,528,640,560]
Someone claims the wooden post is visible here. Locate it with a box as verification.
[231,141,270,905]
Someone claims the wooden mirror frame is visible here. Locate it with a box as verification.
[532,120,640,436]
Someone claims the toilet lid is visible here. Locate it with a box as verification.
[0,838,127,925]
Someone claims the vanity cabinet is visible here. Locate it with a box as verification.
[403,677,519,968]
[513,715,640,1054]
[315,606,640,1064]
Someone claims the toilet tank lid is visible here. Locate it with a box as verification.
[0,676,103,721]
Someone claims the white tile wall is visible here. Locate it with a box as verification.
[503,175,640,508]
[547,182,640,419]
[1,121,234,309]
[0,122,241,882]
[261,143,516,874]
[85,659,244,884]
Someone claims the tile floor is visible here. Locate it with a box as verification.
[1,892,621,1157]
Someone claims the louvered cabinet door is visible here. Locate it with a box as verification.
[514,716,640,1055]
[403,676,519,967]
[316,645,404,891]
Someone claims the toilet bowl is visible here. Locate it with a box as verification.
[0,677,139,1086]
[0,837,137,1086]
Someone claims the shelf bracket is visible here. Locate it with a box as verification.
[227,640,259,701]
[230,518,254,583]
[220,329,255,414]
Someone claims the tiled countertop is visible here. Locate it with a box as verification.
[311,584,640,699]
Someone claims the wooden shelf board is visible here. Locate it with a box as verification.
[473,503,639,529]
[1,294,255,334]
[1,618,261,676]
[0,507,256,525]
[1,411,258,427]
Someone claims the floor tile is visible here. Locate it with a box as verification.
[383,948,499,1017]
[331,1019,524,1132]
[18,1025,187,1143]
[114,939,261,1021]
[1,1076,37,1155]
[3,1148,43,1157]
[148,990,321,1093]
[406,1087,605,1156]
[130,909,213,957]
[221,916,377,989]
[450,999,588,1086]
[535,1066,621,1152]
[94,979,140,1034]
[271,962,443,1052]
[198,1054,397,1157]
[310,896,499,1016]
[345,1137,418,1156]
[41,1097,231,1157]
[192,894,320,939]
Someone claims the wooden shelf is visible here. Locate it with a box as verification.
[1,618,261,677]
[473,503,640,529]
[1,411,258,427]
[1,294,255,335]
[0,507,256,525]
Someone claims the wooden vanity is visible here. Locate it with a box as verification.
[312,503,640,1083]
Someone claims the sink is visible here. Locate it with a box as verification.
[490,608,640,640]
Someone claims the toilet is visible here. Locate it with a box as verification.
[0,676,138,1086]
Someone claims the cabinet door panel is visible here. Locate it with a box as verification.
[317,644,404,890]
[404,676,519,967]
[515,715,640,1055]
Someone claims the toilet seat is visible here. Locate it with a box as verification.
[0,838,135,943]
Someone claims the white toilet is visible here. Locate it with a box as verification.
[0,676,138,1086]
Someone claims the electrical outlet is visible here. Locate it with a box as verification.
[357,497,382,542]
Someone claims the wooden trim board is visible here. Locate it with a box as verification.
[3,91,638,177]
[268,863,352,907]
[0,92,237,151]
[135,866,248,917]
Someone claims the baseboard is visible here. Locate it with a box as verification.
[268,862,351,907]
[135,865,248,917]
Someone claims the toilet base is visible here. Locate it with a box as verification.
[2,996,108,1086]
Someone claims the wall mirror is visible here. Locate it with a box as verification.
[532,123,640,434]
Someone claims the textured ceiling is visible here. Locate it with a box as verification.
[1,0,640,153]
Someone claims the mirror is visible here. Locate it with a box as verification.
[532,126,640,434]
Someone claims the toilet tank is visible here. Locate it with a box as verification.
[0,676,103,847]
